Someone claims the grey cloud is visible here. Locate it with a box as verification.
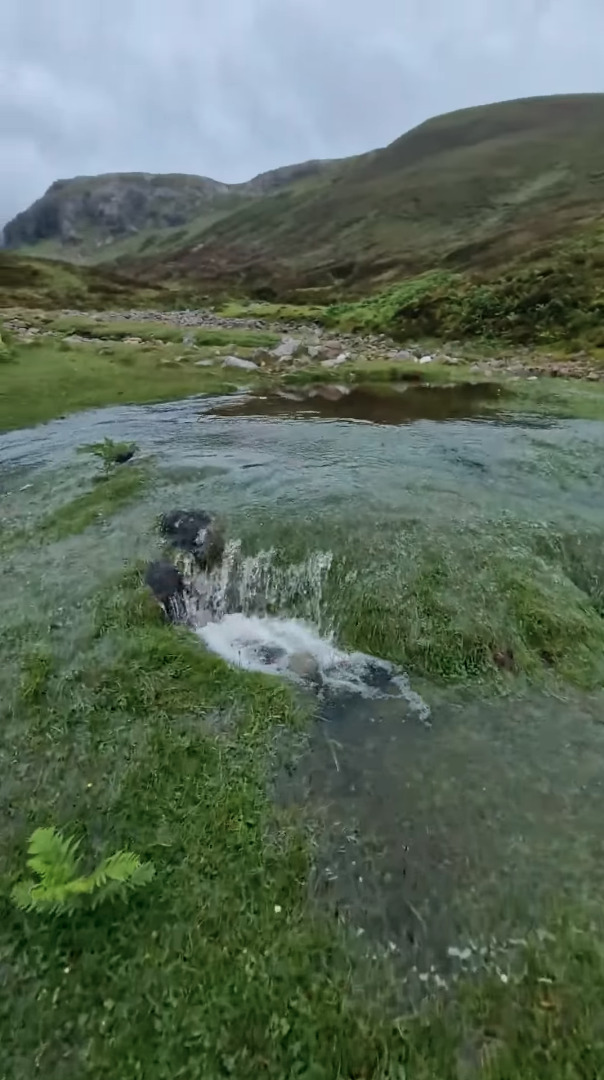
[1,0,603,225]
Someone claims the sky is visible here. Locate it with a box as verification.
[1,0,603,225]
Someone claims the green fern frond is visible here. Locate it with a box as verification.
[11,826,154,915]
[26,827,81,885]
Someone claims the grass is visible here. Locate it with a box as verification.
[0,341,256,431]
[234,510,604,691]
[1,367,604,1072]
[217,299,328,322]
[2,564,604,1076]
[0,251,166,310]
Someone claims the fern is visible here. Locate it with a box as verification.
[12,827,155,915]
[78,438,138,476]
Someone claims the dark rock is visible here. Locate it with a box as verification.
[144,561,186,622]
[114,448,135,465]
[160,509,224,569]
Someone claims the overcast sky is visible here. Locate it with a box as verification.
[1,0,603,225]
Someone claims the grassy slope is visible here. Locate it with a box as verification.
[133,94,604,292]
[0,251,170,310]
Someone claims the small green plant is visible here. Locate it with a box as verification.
[11,827,155,914]
[79,437,138,476]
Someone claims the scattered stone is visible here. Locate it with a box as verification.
[321,354,349,369]
[182,331,196,345]
[222,355,259,371]
[271,337,302,360]
[418,355,435,365]
[144,561,186,622]
[160,509,224,569]
[391,349,414,361]
[194,359,215,367]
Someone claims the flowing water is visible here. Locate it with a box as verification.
[2,383,604,973]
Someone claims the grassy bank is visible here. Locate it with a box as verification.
[0,340,256,431]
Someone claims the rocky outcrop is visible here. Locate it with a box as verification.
[2,173,230,249]
[2,161,333,254]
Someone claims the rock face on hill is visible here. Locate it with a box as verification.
[2,161,334,254]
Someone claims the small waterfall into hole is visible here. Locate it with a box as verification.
[179,540,430,720]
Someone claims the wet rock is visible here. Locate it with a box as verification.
[114,447,136,465]
[160,509,224,569]
[289,651,320,681]
[144,561,186,622]
[222,355,259,371]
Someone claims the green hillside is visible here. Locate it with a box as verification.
[2,162,336,265]
[132,94,604,293]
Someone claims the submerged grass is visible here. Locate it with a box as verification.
[238,514,604,691]
[39,466,150,540]
[3,566,604,1076]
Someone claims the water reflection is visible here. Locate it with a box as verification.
[208,382,506,426]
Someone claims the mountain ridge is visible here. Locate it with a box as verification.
[1,159,338,257]
[5,94,604,298]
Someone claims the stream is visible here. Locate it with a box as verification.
[2,382,604,977]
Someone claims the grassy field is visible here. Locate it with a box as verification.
[0,339,258,431]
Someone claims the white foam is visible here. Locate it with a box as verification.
[196,610,431,718]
